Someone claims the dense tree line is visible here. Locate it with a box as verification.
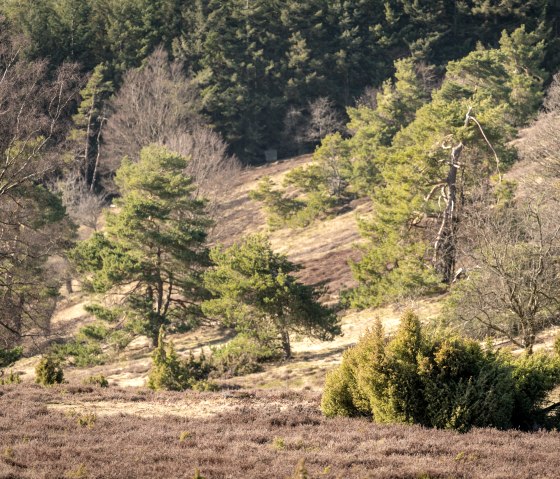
[2,0,560,161]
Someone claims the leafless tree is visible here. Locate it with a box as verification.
[447,200,560,353]
[102,47,204,180]
[517,73,560,177]
[282,106,307,151]
[51,170,106,230]
[101,46,240,211]
[305,97,344,143]
[0,28,81,348]
[0,41,82,197]
[355,86,379,110]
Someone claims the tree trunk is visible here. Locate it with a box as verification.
[65,277,73,294]
[280,330,291,359]
[90,117,105,192]
[433,142,462,283]
[433,108,472,283]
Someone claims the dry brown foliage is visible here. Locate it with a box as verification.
[101,47,240,211]
[0,384,559,478]
[517,73,560,178]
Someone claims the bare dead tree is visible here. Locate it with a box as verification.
[355,86,379,110]
[446,200,560,353]
[306,97,344,143]
[51,170,106,230]
[101,46,205,184]
[101,46,240,214]
[166,126,241,216]
[432,107,502,283]
[282,106,307,152]
[517,73,560,178]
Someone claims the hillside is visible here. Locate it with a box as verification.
[10,154,444,389]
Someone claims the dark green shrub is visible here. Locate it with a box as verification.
[107,329,134,353]
[0,346,23,368]
[50,339,106,367]
[147,328,214,391]
[211,334,279,378]
[322,310,560,431]
[419,341,515,431]
[35,356,64,386]
[83,374,109,388]
[249,176,306,229]
[76,323,109,341]
[508,352,560,429]
[84,304,121,323]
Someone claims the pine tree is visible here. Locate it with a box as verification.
[197,0,289,161]
[348,27,546,308]
[70,145,211,346]
[202,234,340,358]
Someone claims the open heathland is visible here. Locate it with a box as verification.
[1,384,560,479]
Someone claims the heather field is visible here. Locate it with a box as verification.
[1,384,559,479]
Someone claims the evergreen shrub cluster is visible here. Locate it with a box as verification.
[0,370,21,385]
[322,311,560,431]
[210,334,279,378]
[35,356,64,386]
[83,374,109,388]
[0,346,23,368]
[147,328,215,392]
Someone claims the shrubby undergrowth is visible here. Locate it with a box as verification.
[35,356,64,386]
[210,334,279,378]
[0,347,23,368]
[322,311,560,431]
[147,328,215,392]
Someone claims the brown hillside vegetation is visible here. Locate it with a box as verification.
[1,384,560,479]
[211,154,367,295]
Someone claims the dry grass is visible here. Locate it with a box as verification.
[211,155,366,296]
[1,384,559,479]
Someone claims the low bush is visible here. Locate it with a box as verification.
[147,328,214,391]
[322,310,560,431]
[0,346,23,368]
[76,323,109,342]
[249,176,306,229]
[83,374,109,388]
[50,339,106,368]
[83,304,121,323]
[106,329,134,353]
[211,334,279,378]
[555,333,560,357]
[49,323,109,367]
[35,356,64,386]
